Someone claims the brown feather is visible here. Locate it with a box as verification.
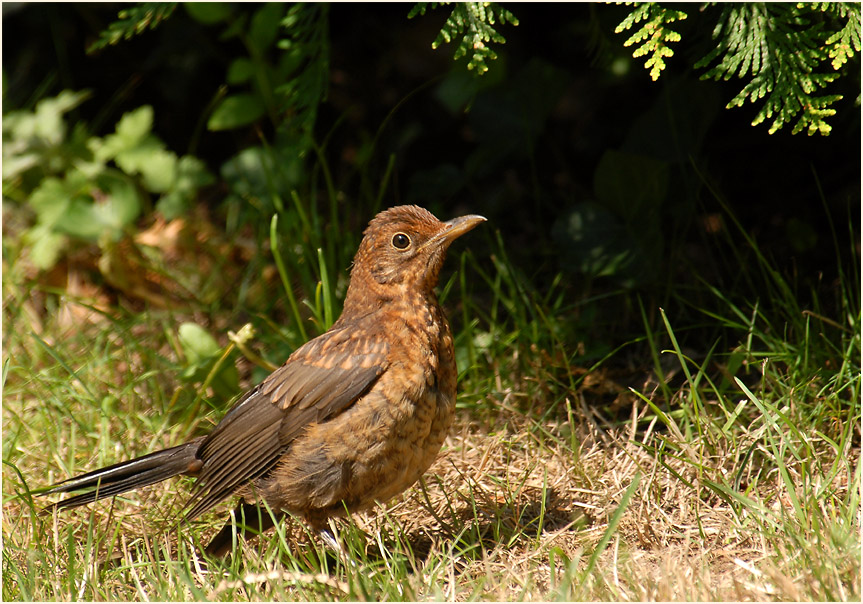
[185,318,388,518]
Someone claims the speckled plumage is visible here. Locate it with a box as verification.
[43,205,485,556]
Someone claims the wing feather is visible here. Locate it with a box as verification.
[183,320,388,518]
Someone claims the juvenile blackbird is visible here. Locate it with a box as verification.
[43,204,485,556]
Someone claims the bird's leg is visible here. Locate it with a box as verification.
[205,501,284,558]
[318,525,343,553]
[312,517,361,570]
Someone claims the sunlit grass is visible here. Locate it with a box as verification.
[2,178,859,600]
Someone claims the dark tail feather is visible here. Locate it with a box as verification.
[43,437,205,511]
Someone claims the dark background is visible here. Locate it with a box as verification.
[3,2,860,368]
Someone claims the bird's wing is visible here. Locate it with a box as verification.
[184,319,388,518]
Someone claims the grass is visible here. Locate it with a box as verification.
[2,188,860,601]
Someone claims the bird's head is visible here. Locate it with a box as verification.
[344,205,485,309]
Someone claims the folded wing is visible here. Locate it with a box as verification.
[185,320,389,518]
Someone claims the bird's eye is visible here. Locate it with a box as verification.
[391,232,411,250]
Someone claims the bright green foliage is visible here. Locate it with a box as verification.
[696,3,857,135]
[408,2,519,74]
[87,3,177,53]
[2,93,213,270]
[89,106,213,218]
[1,90,91,182]
[616,2,860,136]
[819,2,862,69]
[614,3,687,81]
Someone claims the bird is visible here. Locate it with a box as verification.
[42,204,486,557]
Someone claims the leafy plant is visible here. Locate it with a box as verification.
[824,2,862,69]
[87,2,178,53]
[695,2,860,135]
[276,3,330,137]
[195,3,328,134]
[183,2,331,212]
[177,322,239,403]
[553,150,669,287]
[185,3,289,131]
[409,2,520,74]
[86,3,329,138]
[614,3,687,81]
[614,2,861,135]
[2,92,212,270]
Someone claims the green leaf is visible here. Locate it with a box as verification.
[0,153,41,181]
[207,94,266,130]
[54,174,141,242]
[554,150,669,287]
[28,177,74,226]
[93,106,154,162]
[227,57,255,85]
[97,174,142,232]
[178,323,221,364]
[175,155,214,191]
[249,3,285,53]
[25,224,68,270]
[3,90,91,147]
[115,105,154,141]
[275,3,330,137]
[178,322,239,401]
[90,104,184,190]
[410,2,519,75]
[57,198,110,241]
[823,3,861,70]
[127,147,177,192]
[220,146,271,197]
[156,155,214,219]
[553,202,635,279]
[154,192,185,220]
[184,2,233,25]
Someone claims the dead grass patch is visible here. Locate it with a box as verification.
[3,390,860,601]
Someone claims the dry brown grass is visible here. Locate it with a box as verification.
[364,402,858,601]
[4,381,860,601]
[3,246,859,601]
